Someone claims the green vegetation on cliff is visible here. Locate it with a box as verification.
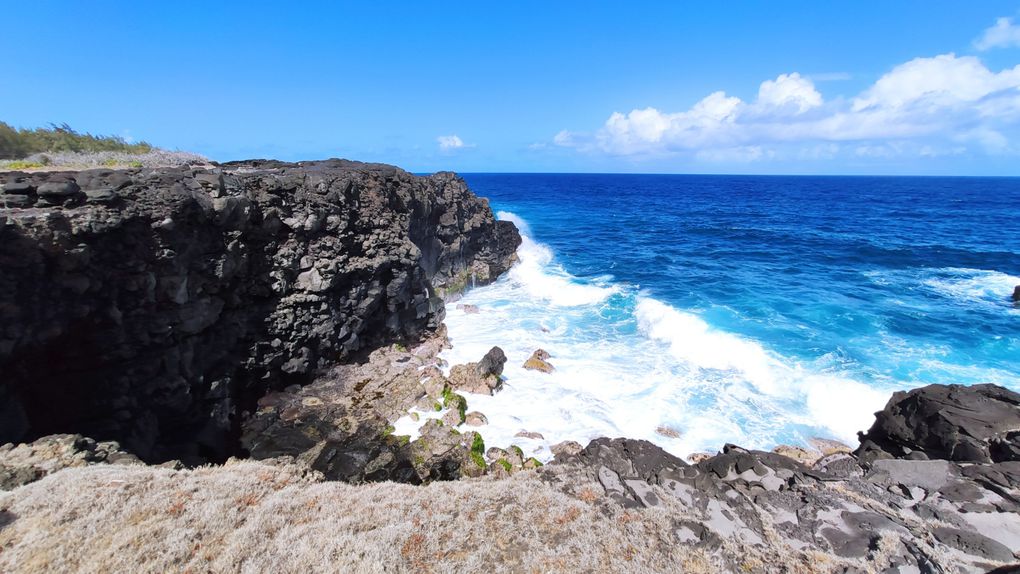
[0,121,152,160]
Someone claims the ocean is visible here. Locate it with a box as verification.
[415,174,1020,461]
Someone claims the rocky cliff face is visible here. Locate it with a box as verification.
[0,160,520,463]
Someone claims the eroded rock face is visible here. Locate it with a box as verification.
[855,383,1020,464]
[0,160,520,463]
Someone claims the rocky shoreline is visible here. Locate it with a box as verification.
[2,161,1019,573]
[0,160,519,464]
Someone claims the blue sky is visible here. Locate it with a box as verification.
[3,1,1020,174]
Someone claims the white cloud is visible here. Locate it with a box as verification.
[437,135,467,151]
[756,73,822,113]
[560,53,1020,161]
[553,130,579,147]
[975,16,1020,51]
[852,54,1020,111]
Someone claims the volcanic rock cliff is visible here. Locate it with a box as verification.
[0,160,520,463]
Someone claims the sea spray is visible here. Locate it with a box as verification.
[397,213,894,461]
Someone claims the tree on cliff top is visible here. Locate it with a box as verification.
[0,121,153,160]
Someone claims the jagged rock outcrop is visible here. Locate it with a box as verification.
[0,434,142,490]
[0,160,520,463]
[855,383,1020,464]
[547,438,1020,572]
[241,331,491,483]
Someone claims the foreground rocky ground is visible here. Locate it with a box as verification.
[2,383,1019,573]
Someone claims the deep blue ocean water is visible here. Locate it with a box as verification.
[414,175,1020,460]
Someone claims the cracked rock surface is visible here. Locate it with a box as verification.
[545,398,1020,573]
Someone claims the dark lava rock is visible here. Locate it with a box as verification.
[1013,285,1020,302]
[545,436,1020,572]
[476,346,507,378]
[0,160,520,463]
[855,384,1020,464]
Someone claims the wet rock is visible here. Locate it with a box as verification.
[655,426,681,439]
[455,303,480,314]
[515,430,544,440]
[1013,285,1020,302]
[522,348,554,373]
[465,411,488,426]
[442,407,465,427]
[448,347,506,395]
[687,452,713,464]
[856,383,1020,464]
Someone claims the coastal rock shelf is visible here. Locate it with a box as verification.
[0,160,520,463]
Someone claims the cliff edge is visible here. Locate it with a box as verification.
[0,160,520,462]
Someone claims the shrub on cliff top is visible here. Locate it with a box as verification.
[0,121,153,159]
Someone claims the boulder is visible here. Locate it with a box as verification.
[441,408,465,427]
[686,452,713,464]
[808,437,852,456]
[772,444,821,465]
[35,179,80,198]
[447,347,506,395]
[522,349,554,373]
[855,383,1020,464]
[477,346,507,377]
[455,303,480,314]
[465,411,488,426]
[515,430,544,440]
[654,425,681,439]
[551,440,583,460]
[1013,285,1020,302]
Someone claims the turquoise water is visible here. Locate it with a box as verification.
[431,175,1020,460]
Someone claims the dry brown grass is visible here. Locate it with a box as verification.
[0,461,849,574]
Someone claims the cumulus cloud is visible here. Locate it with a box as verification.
[756,73,822,113]
[555,52,1020,161]
[975,16,1020,50]
[437,135,467,151]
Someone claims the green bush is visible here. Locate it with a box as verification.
[470,433,486,468]
[0,121,153,159]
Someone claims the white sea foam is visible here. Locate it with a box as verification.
[505,235,617,307]
[634,298,782,395]
[922,267,1020,309]
[392,213,896,461]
